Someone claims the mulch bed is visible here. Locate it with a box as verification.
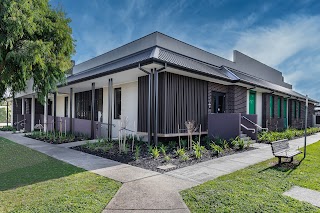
[72,145,256,173]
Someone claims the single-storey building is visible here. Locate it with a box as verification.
[9,32,318,143]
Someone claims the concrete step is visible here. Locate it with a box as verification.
[239,133,247,138]
[240,136,251,141]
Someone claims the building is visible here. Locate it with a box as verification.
[9,32,318,143]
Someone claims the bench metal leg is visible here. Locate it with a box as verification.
[278,157,281,165]
[290,157,293,163]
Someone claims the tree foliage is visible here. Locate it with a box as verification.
[0,0,75,103]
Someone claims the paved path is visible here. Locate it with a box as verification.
[284,186,320,208]
[1,132,320,212]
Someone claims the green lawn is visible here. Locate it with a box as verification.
[181,141,320,212]
[0,137,121,212]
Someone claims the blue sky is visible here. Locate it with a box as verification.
[51,0,320,100]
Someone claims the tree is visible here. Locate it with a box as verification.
[0,0,75,103]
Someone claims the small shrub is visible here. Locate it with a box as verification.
[175,148,186,157]
[151,146,160,159]
[159,144,167,156]
[245,140,252,149]
[0,126,16,131]
[164,155,171,162]
[193,143,206,159]
[180,139,188,148]
[168,141,177,149]
[134,145,141,160]
[180,154,189,162]
[210,143,223,155]
[231,137,245,150]
[223,139,230,150]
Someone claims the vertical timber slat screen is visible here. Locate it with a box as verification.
[138,72,208,134]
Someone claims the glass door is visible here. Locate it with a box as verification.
[211,92,226,113]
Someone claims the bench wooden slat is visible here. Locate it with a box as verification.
[271,139,301,164]
[274,150,302,158]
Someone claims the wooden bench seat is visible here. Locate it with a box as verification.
[271,139,302,164]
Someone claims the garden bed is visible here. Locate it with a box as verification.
[258,127,320,143]
[0,126,16,131]
[25,131,89,144]
[72,137,255,173]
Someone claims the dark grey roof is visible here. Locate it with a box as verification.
[65,46,317,103]
[157,48,231,80]
[67,48,155,84]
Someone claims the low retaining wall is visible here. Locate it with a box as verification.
[208,113,241,140]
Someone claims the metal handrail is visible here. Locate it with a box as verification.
[241,124,255,133]
[242,116,268,132]
[14,119,26,126]
[100,122,116,127]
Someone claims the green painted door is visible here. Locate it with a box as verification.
[283,98,287,129]
[249,91,256,114]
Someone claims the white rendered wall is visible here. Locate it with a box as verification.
[246,90,250,114]
[56,95,66,117]
[256,92,263,126]
[102,81,138,139]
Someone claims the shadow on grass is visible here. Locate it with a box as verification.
[259,158,305,176]
[0,160,84,191]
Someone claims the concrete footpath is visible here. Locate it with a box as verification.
[1,132,320,213]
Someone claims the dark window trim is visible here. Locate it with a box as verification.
[75,89,103,120]
[65,96,69,117]
[293,101,297,118]
[114,88,121,119]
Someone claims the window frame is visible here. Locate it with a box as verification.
[114,88,121,119]
[277,97,282,118]
[64,96,68,117]
[294,101,297,119]
[270,95,274,118]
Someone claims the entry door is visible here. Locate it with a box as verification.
[283,98,287,129]
[249,91,256,114]
[211,92,226,113]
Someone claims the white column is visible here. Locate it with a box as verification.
[44,97,48,132]
[31,95,35,131]
[21,98,25,115]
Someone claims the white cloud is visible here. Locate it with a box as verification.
[233,15,320,67]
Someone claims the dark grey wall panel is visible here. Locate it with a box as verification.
[208,82,247,114]
[138,72,208,134]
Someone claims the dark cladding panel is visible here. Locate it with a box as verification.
[138,75,149,132]
[165,72,208,134]
[138,72,208,134]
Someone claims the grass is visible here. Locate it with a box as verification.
[181,141,320,212]
[0,137,121,212]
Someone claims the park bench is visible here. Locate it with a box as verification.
[271,139,302,164]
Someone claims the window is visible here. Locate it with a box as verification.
[65,97,68,117]
[294,101,297,119]
[270,96,274,118]
[277,97,282,118]
[298,102,301,118]
[75,89,103,120]
[211,92,226,113]
[114,88,121,119]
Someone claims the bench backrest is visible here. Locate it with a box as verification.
[271,139,289,154]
